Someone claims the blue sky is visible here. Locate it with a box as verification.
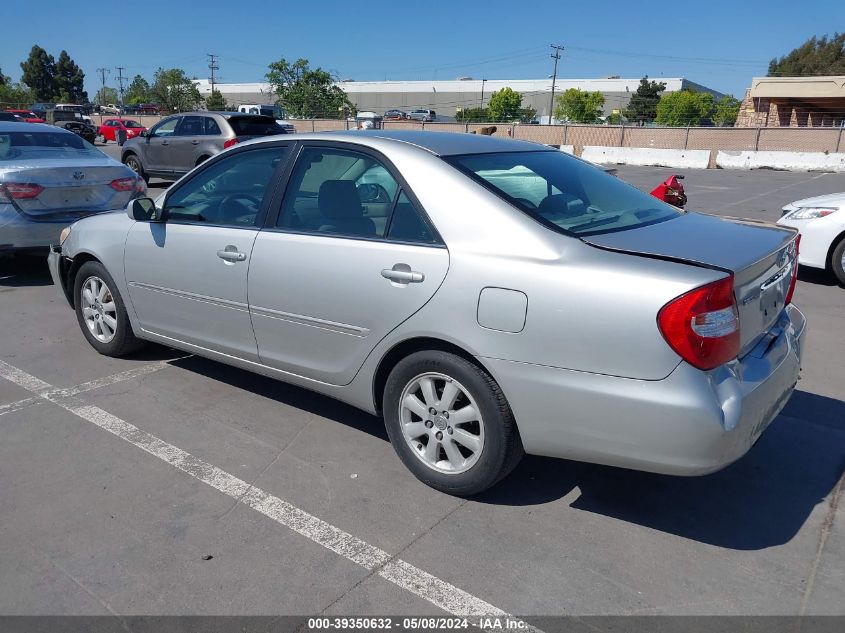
[2,0,841,100]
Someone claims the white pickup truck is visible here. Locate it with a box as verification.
[237,104,296,133]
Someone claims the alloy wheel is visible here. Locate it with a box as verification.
[399,372,485,475]
[81,276,117,343]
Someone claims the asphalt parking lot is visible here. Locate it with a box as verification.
[1,152,844,625]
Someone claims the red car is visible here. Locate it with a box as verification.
[5,109,46,123]
[98,118,147,143]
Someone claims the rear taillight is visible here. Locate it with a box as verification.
[0,183,44,200]
[658,276,740,371]
[110,177,137,192]
[223,138,239,149]
[785,235,800,305]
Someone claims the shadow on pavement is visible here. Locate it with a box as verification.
[0,253,52,287]
[798,266,839,287]
[169,353,845,551]
[169,355,389,442]
[478,389,845,550]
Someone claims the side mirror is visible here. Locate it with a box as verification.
[127,197,162,222]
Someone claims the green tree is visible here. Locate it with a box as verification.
[96,87,119,106]
[125,75,150,105]
[266,57,352,118]
[487,87,523,121]
[554,88,605,123]
[149,67,203,113]
[623,77,666,124]
[457,107,487,122]
[655,90,715,126]
[768,33,845,76]
[20,45,56,101]
[205,89,228,111]
[0,78,34,108]
[54,50,86,103]
[712,95,741,127]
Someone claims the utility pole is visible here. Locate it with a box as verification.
[96,67,109,106]
[548,44,563,125]
[480,78,487,110]
[115,66,126,108]
[207,53,219,93]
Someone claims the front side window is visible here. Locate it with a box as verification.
[163,146,290,227]
[277,147,400,239]
[447,151,682,236]
[151,117,179,137]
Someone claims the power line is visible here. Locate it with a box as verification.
[115,67,126,106]
[96,67,109,106]
[207,53,219,93]
[548,44,563,125]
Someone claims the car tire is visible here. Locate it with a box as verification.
[383,350,523,496]
[74,261,145,357]
[831,237,845,286]
[123,153,149,184]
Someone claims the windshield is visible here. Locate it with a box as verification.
[446,150,681,236]
[0,131,102,161]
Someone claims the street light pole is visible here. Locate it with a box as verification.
[480,78,487,110]
[548,44,563,124]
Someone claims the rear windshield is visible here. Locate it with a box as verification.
[227,116,285,137]
[0,131,102,161]
[446,150,681,236]
[123,120,143,128]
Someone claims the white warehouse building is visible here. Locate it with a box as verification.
[194,77,724,121]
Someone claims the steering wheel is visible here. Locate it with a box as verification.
[219,193,262,223]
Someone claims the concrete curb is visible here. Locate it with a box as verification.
[581,146,710,169]
[715,150,845,172]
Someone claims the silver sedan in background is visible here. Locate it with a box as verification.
[0,122,144,253]
[49,131,805,495]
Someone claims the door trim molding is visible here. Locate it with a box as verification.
[250,304,370,337]
[128,281,249,312]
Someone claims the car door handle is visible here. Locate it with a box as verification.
[161,141,169,146]
[191,140,200,145]
[381,266,424,283]
[217,249,246,262]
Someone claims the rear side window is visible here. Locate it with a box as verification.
[204,118,222,135]
[447,151,681,236]
[227,116,284,137]
[177,116,204,136]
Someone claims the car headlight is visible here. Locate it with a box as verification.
[59,226,71,244]
[787,207,838,220]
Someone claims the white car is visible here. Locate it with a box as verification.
[778,192,845,285]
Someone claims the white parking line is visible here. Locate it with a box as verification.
[0,359,540,629]
[0,361,174,417]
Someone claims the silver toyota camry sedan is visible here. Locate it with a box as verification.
[49,131,806,495]
[1,122,144,253]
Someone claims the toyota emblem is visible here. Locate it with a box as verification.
[73,171,85,180]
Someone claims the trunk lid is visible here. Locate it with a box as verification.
[581,212,799,356]
[3,161,134,221]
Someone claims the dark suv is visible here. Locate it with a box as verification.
[120,112,287,183]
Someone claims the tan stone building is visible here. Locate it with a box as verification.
[735,76,845,127]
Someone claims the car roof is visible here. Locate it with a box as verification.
[290,130,553,157]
